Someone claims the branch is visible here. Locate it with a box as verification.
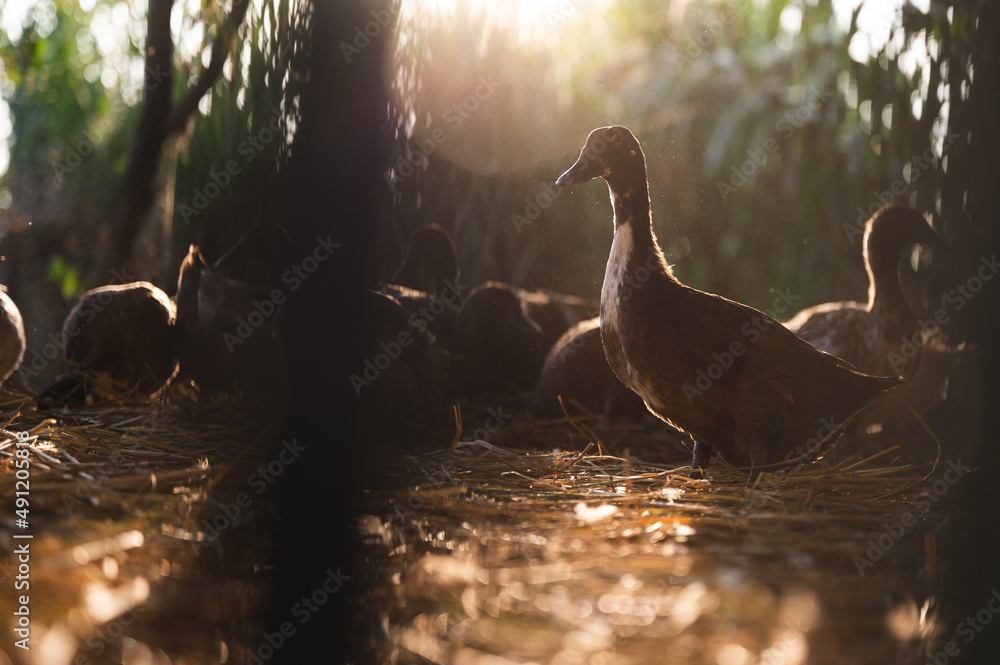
[163,0,251,136]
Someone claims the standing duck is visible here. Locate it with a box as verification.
[0,287,26,382]
[556,126,902,476]
[40,282,178,405]
[783,204,950,378]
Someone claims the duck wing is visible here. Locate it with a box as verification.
[617,279,900,466]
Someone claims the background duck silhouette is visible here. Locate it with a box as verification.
[0,287,26,383]
[556,126,903,477]
[451,281,545,396]
[40,281,178,405]
[354,289,450,423]
[380,225,463,350]
[175,244,285,397]
[784,204,951,378]
[521,316,648,419]
[391,224,459,295]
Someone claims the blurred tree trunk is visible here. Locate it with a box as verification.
[941,2,1000,662]
[272,1,393,663]
[91,0,250,287]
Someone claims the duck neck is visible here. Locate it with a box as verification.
[864,243,905,313]
[607,175,672,279]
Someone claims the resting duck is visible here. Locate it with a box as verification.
[783,204,950,378]
[380,225,463,350]
[451,280,599,396]
[175,245,285,396]
[40,282,178,404]
[556,126,902,476]
[451,282,545,396]
[352,289,450,421]
[522,316,647,419]
[0,287,26,382]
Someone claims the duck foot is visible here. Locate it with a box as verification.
[689,438,712,478]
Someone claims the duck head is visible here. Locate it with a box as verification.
[556,126,645,188]
[392,225,459,295]
[865,204,951,256]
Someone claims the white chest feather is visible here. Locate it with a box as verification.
[601,224,633,323]
[601,224,646,392]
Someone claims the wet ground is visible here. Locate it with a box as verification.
[0,389,983,665]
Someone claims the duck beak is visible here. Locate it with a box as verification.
[556,149,606,187]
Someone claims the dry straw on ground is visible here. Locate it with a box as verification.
[0,391,965,665]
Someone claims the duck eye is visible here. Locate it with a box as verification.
[629,150,636,157]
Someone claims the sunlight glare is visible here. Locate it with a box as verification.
[402,0,615,44]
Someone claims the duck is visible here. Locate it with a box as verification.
[380,225,464,350]
[40,281,178,405]
[351,289,450,421]
[518,287,600,349]
[522,316,648,419]
[0,287,26,382]
[450,280,600,398]
[556,126,903,476]
[391,224,459,295]
[451,281,546,396]
[783,204,951,378]
[174,244,285,397]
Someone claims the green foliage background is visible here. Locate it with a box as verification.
[0,0,975,323]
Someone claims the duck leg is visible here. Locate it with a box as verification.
[690,437,712,476]
[747,440,768,483]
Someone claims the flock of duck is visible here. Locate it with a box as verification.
[0,125,958,478]
[0,245,285,408]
